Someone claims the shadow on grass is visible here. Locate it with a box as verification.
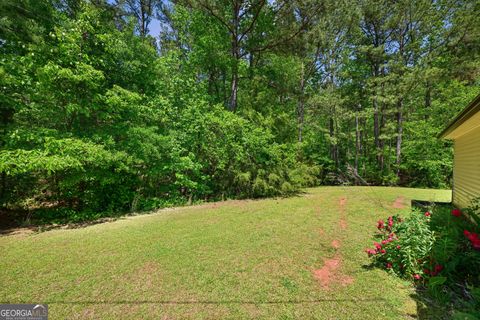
[0,216,123,236]
[0,208,130,236]
[361,262,457,319]
[360,264,376,271]
[0,191,308,235]
[410,280,479,319]
[410,289,451,320]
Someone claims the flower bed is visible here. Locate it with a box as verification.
[365,204,480,317]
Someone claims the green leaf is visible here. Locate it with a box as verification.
[428,276,447,287]
[452,311,480,320]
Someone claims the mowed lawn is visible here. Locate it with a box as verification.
[0,187,451,319]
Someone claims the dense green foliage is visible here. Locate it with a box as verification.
[1,0,479,221]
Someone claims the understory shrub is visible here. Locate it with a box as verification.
[1,98,322,223]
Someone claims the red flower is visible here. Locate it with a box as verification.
[464,230,479,241]
[464,230,480,250]
[377,220,385,229]
[472,240,480,250]
[434,265,443,273]
[413,274,421,280]
[380,249,386,254]
[424,212,431,217]
[396,245,401,249]
[423,269,430,275]
[374,242,382,250]
[365,248,376,256]
[469,232,479,241]
[386,262,392,269]
[387,216,393,228]
[381,240,388,245]
[452,209,462,217]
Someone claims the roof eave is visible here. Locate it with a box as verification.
[438,93,480,139]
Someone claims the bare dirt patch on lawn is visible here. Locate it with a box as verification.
[312,196,354,289]
[331,239,341,249]
[392,196,406,209]
[313,255,354,289]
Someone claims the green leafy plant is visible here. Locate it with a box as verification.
[367,204,480,317]
[365,211,435,279]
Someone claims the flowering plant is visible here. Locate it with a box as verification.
[365,211,434,279]
[367,204,480,283]
[452,208,462,217]
[464,230,480,250]
[367,204,480,317]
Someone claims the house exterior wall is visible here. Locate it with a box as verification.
[453,124,480,209]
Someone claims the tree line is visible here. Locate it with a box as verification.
[0,0,479,222]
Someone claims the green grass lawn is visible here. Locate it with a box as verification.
[0,187,451,319]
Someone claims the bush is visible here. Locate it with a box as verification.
[288,163,321,187]
[428,206,480,286]
[366,203,480,317]
[365,211,435,279]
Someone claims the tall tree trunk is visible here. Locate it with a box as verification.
[372,63,383,170]
[379,102,386,170]
[355,110,360,177]
[297,62,305,142]
[208,70,215,96]
[222,70,227,105]
[373,96,383,169]
[378,65,388,171]
[0,172,6,204]
[329,116,338,167]
[248,52,254,79]
[137,0,153,37]
[228,1,240,112]
[396,98,403,177]
[424,80,431,120]
[362,118,367,177]
[140,8,146,36]
[229,61,238,112]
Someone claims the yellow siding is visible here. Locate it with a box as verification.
[453,125,480,209]
[444,107,480,139]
